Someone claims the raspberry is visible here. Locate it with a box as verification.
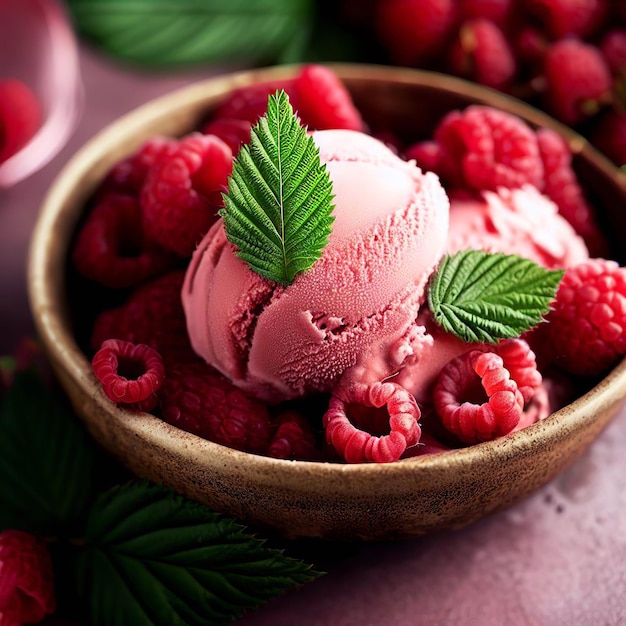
[434,105,544,191]
[543,39,612,125]
[590,109,626,167]
[449,19,516,89]
[546,259,626,376]
[495,338,542,403]
[91,270,198,366]
[527,0,608,39]
[600,29,626,76]
[323,382,421,463]
[376,0,458,66]
[0,80,41,163]
[0,530,55,625]
[433,350,524,444]
[141,132,232,257]
[293,65,365,132]
[159,362,271,454]
[72,193,176,289]
[213,79,298,125]
[92,339,165,410]
[458,0,513,26]
[514,27,548,65]
[404,140,444,173]
[267,410,319,460]
[536,127,608,256]
[103,136,174,196]
[201,118,252,155]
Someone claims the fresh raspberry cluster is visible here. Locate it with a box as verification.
[405,105,607,255]
[346,0,626,167]
[74,67,626,464]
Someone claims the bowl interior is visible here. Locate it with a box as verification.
[28,64,626,540]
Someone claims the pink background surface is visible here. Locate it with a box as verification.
[1,48,625,625]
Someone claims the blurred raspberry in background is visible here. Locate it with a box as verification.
[63,0,626,168]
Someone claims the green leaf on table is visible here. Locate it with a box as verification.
[0,370,94,534]
[76,481,321,626]
[427,250,564,344]
[220,90,335,286]
[67,0,314,68]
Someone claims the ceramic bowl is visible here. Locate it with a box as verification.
[27,64,626,540]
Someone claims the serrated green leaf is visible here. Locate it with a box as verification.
[428,250,564,343]
[67,0,313,67]
[221,90,335,285]
[77,481,321,626]
[0,370,94,534]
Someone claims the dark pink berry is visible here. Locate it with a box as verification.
[376,0,458,66]
[433,349,524,443]
[590,109,626,167]
[543,39,612,125]
[536,127,608,256]
[547,259,626,376]
[267,410,319,460]
[294,64,365,131]
[458,0,513,26]
[0,80,41,163]
[103,136,174,196]
[213,79,298,125]
[201,118,252,155]
[404,140,444,173]
[449,19,516,89]
[495,338,542,403]
[600,29,626,76]
[0,530,55,625]
[527,0,608,39]
[92,339,165,410]
[159,362,272,454]
[72,193,176,289]
[434,105,544,191]
[141,132,232,257]
[323,382,421,463]
[91,270,198,367]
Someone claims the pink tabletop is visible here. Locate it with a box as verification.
[1,48,625,626]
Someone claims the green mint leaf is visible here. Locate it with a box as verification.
[77,481,321,626]
[0,370,94,534]
[427,250,564,344]
[67,0,313,68]
[221,90,335,285]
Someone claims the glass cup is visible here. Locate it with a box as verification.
[0,0,82,188]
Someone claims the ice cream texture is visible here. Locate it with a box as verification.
[447,185,589,269]
[182,129,450,402]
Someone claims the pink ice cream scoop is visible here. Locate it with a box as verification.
[396,184,590,404]
[447,185,589,269]
[182,129,450,402]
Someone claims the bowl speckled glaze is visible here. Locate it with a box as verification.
[28,64,626,540]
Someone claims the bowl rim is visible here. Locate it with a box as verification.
[27,62,626,478]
